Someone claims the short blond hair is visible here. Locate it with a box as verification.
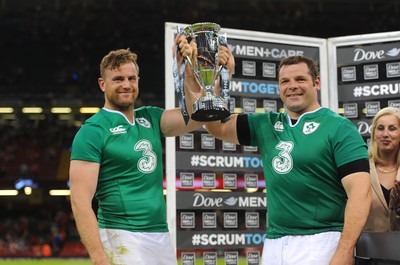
[99,48,139,78]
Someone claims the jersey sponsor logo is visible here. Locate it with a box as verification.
[303,122,320,135]
[272,141,293,174]
[134,140,157,173]
[135,117,151,128]
[273,121,284,132]
[109,125,127,135]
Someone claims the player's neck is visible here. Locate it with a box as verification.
[103,104,135,123]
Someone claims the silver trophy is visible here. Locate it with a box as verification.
[182,22,231,122]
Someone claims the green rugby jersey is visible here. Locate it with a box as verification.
[70,106,168,232]
[247,107,368,239]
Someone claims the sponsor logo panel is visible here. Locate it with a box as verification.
[365,101,380,117]
[181,252,195,265]
[176,191,266,210]
[343,103,358,118]
[338,81,400,101]
[180,172,194,188]
[176,151,263,171]
[177,230,266,249]
[180,212,195,229]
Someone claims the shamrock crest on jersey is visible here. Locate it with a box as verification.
[136,117,151,128]
[303,122,320,135]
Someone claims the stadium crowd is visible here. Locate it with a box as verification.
[0,119,76,180]
[0,206,82,257]
[0,118,83,257]
[1,0,398,103]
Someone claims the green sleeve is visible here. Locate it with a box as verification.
[70,123,103,163]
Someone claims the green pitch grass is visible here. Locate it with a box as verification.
[0,259,91,265]
[1,257,248,265]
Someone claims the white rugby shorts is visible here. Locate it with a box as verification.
[261,231,341,265]
[100,228,177,265]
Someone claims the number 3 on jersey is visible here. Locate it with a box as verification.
[134,140,157,173]
[272,141,293,174]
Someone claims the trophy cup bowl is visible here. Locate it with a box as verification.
[183,22,230,122]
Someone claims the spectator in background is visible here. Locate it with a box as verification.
[41,240,52,257]
[356,107,400,264]
[364,107,400,232]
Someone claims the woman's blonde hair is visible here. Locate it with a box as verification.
[369,106,400,165]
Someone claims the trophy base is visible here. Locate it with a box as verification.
[192,97,230,122]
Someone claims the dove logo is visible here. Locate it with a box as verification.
[193,193,224,207]
[192,193,239,207]
[387,48,400,57]
[224,197,238,206]
[357,121,372,136]
[228,44,235,53]
[353,48,385,62]
[353,47,400,62]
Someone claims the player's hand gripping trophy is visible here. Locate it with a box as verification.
[175,22,231,122]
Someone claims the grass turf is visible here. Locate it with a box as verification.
[1,258,249,265]
[0,259,91,265]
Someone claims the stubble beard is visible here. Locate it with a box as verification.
[108,94,136,111]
